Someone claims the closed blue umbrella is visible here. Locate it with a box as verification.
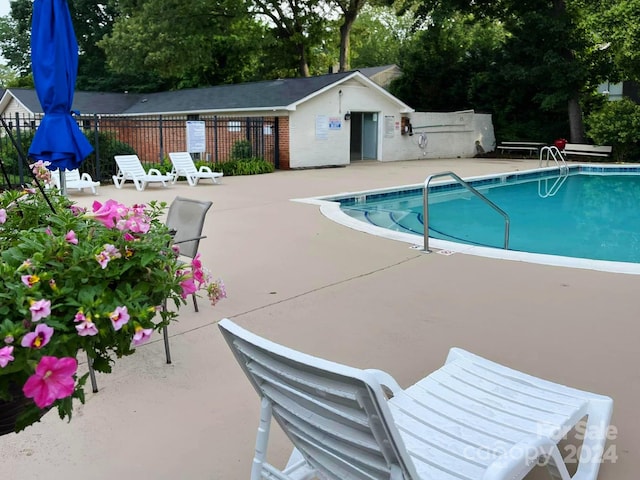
[28,0,93,181]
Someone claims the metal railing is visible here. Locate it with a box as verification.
[423,171,510,252]
[539,145,567,170]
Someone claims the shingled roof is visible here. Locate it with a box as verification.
[5,88,142,115]
[124,71,355,115]
[2,68,409,116]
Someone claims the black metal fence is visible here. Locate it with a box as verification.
[0,112,280,187]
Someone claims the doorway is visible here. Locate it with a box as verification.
[349,112,379,161]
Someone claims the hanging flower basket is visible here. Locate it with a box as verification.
[0,383,30,435]
[0,162,226,434]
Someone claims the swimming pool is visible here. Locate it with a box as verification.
[297,164,640,274]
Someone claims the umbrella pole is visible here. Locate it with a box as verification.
[60,170,67,196]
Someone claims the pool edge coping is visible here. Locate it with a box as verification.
[292,164,640,276]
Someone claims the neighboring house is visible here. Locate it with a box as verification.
[356,64,403,90]
[597,81,640,103]
[0,69,494,169]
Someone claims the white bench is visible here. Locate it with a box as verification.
[496,141,546,156]
[563,143,612,158]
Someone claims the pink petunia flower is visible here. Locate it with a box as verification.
[74,312,99,337]
[132,325,153,346]
[69,205,86,215]
[23,356,77,408]
[0,208,6,224]
[91,199,128,228]
[21,274,40,287]
[109,306,130,331]
[121,215,151,234]
[29,299,51,322]
[65,230,78,245]
[179,276,197,299]
[21,323,54,349]
[95,251,110,269]
[95,244,121,269]
[0,346,14,368]
[191,253,205,285]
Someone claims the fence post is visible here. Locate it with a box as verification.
[214,116,219,163]
[274,117,280,169]
[158,115,164,162]
[15,112,25,184]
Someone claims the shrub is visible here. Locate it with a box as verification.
[231,140,252,160]
[214,158,274,176]
[586,98,640,162]
[83,131,136,182]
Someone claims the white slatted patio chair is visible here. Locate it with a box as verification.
[112,154,173,191]
[51,168,100,194]
[218,318,614,480]
[168,151,223,186]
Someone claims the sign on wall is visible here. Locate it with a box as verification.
[385,116,395,138]
[186,121,206,153]
[315,115,329,140]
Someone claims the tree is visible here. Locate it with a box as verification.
[0,0,164,92]
[332,0,367,71]
[597,0,640,83]
[0,3,31,77]
[349,5,414,68]
[0,63,20,88]
[248,0,330,77]
[100,0,271,87]
[391,12,507,111]
[406,0,615,143]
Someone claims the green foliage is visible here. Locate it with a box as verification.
[98,0,271,89]
[231,140,253,160]
[350,6,414,69]
[83,130,136,181]
[145,158,173,175]
[585,98,640,161]
[0,129,36,172]
[0,186,224,432]
[0,190,177,429]
[214,158,274,176]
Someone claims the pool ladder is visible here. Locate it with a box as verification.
[539,145,568,170]
[423,171,510,252]
[538,145,569,197]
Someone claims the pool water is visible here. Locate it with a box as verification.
[338,169,640,264]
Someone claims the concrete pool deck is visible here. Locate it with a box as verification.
[1,157,636,479]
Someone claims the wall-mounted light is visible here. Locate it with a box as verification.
[344,111,351,121]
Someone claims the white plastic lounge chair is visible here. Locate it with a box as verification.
[218,318,614,480]
[168,151,223,186]
[112,154,173,191]
[51,169,100,195]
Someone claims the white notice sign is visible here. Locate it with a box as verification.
[186,121,206,153]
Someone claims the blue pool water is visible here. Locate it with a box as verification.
[337,166,640,264]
